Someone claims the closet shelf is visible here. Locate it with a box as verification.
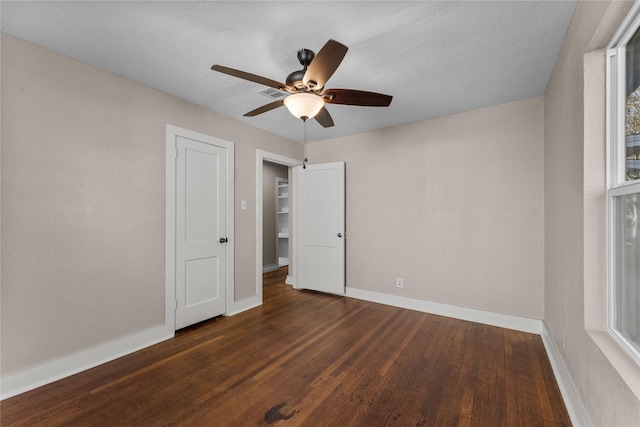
[276,177,289,267]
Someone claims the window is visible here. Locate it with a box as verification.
[607,10,640,365]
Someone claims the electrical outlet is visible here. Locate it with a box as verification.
[396,278,404,288]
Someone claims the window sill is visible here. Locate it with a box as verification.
[587,329,640,400]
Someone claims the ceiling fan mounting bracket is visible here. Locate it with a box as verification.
[297,49,315,67]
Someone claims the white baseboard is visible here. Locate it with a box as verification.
[345,287,543,334]
[262,264,278,273]
[285,275,295,286]
[541,323,591,427]
[1,323,174,400]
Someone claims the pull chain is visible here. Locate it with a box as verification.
[303,119,308,169]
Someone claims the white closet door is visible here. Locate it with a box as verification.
[295,162,345,295]
[175,136,227,329]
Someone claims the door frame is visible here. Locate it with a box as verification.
[256,150,303,302]
[166,125,235,330]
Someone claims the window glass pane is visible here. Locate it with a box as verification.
[625,26,640,181]
[625,28,640,181]
[615,193,640,353]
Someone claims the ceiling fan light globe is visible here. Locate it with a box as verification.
[284,93,324,120]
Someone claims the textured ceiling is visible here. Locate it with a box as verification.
[1,1,577,143]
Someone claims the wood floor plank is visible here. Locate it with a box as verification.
[1,268,571,426]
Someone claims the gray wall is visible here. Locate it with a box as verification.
[309,97,545,319]
[544,1,640,425]
[1,34,302,375]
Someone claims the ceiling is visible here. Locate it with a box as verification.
[1,1,577,143]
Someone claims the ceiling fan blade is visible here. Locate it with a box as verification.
[302,39,348,91]
[243,100,285,117]
[211,65,290,91]
[323,89,393,107]
[314,107,335,128]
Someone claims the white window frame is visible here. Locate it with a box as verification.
[606,3,640,367]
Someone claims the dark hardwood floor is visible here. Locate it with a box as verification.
[1,267,571,426]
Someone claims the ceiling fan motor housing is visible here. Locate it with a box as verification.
[286,48,317,90]
[286,69,306,89]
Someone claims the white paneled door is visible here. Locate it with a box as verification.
[295,162,345,295]
[175,136,227,329]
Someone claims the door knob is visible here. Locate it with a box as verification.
[219,237,228,243]
[337,233,343,238]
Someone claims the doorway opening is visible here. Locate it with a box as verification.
[262,162,289,274]
[256,150,303,304]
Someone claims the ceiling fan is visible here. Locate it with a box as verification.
[211,39,392,128]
